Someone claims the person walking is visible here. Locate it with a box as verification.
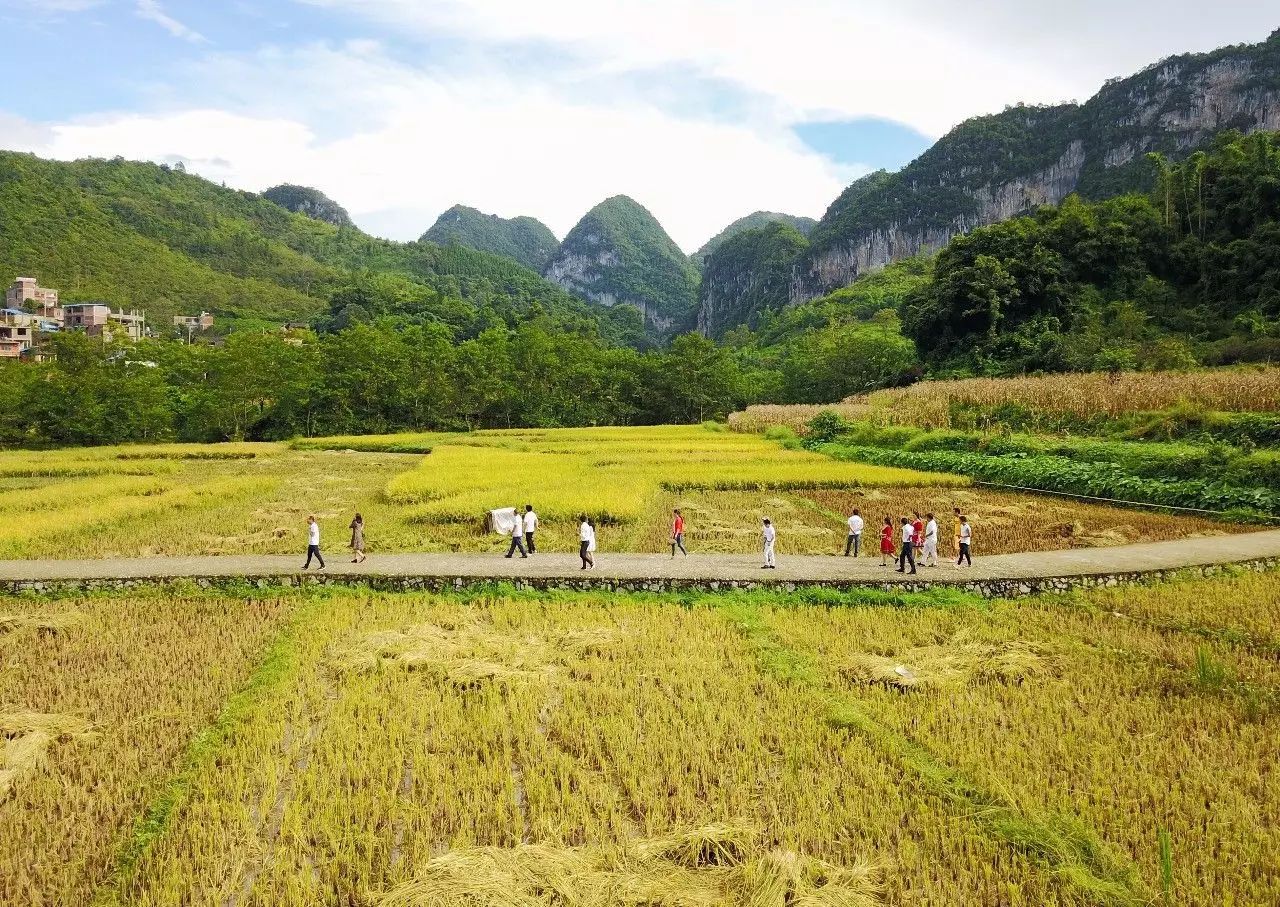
[912,511,925,561]
[952,507,963,555]
[879,516,895,567]
[586,518,597,570]
[896,517,917,575]
[578,514,594,570]
[523,504,538,554]
[844,508,864,557]
[670,509,688,557]
[956,516,973,568]
[303,515,325,570]
[505,506,528,558]
[922,512,938,567]
[762,518,777,569]
[349,513,366,564]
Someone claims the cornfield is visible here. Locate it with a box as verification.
[729,366,1280,434]
[862,367,1280,429]
[2,573,1276,905]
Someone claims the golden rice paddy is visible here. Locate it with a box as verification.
[2,571,1277,905]
[0,425,1226,559]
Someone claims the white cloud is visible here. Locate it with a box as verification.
[135,0,206,43]
[299,0,1079,138]
[13,45,854,250]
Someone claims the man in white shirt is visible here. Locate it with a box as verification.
[303,515,325,570]
[896,517,917,574]
[762,518,777,569]
[523,504,539,554]
[505,507,528,558]
[844,508,864,557]
[956,516,973,567]
[922,512,939,566]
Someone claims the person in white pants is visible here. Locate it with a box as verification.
[762,518,777,569]
[922,512,939,566]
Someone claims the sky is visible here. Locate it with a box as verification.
[0,2,1275,252]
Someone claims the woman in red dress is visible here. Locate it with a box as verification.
[879,516,895,567]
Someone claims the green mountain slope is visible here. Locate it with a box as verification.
[694,211,816,264]
[421,204,559,271]
[0,152,637,341]
[543,195,699,335]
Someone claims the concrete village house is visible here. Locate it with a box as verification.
[3,277,149,358]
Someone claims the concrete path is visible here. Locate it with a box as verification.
[1,529,1278,586]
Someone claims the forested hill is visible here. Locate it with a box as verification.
[543,195,700,337]
[0,151,640,343]
[694,211,816,265]
[791,28,1280,303]
[420,205,559,272]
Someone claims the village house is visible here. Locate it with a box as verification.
[173,312,215,331]
[62,303,147,342]
[4,277,61,321]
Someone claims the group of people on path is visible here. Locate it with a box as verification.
[844,506,973,575]
[297,505,973,573]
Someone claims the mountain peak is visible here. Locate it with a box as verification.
[695,211,817,263]
[420,205,558,271]
[261,184,352,227]
[544,196,698,335]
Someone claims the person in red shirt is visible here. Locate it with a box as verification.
[912,512,925,558]
[670,508,687,557]
[879,516,895,567]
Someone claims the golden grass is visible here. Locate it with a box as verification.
[0,610,84,636]
[5,575,1278,904]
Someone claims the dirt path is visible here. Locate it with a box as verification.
[0,529,1278,586]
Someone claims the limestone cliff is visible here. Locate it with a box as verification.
[791,29,1280,303]
[261,184,353,228]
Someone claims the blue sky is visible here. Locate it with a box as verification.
[1,1,1276,250]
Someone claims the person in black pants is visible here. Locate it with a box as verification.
[896,516,916,574]
[524,504,538,554]
[303,515,325,570]
[956,515,973,567]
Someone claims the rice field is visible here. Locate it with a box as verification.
[0,425,1231,558]
[3,571,1277,905]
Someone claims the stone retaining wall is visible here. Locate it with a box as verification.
[4,557,1277,599]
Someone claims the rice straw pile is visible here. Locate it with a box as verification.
[841,633,1053,691]
[371,821,883,906]
[329,621,622,686]
[0,712,94,797]
[0,610,85,636]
